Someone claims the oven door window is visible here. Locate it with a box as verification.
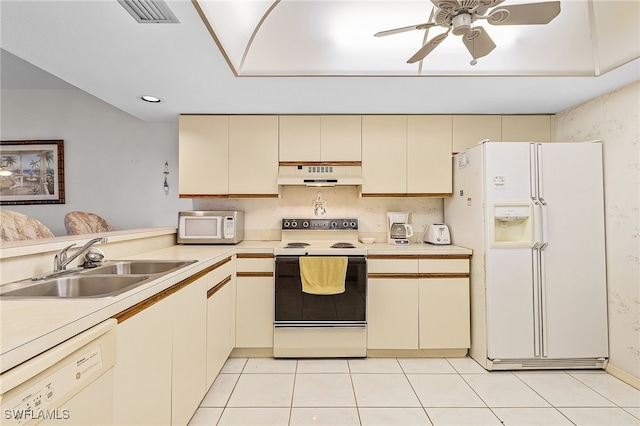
[275,256,366,323]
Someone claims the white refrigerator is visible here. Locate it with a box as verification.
[445,141,608,370]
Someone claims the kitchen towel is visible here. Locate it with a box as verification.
[299,256,347,295]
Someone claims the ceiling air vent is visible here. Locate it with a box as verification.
[118,0,179,23]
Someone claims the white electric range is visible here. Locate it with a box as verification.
[273,218,367,358]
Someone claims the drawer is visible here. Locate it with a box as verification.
[419,258,469,274]
[368,258,418,274]
[236,254,274,273]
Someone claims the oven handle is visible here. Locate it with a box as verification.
[275,322,366,329]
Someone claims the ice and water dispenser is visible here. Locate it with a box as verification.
[491,203,533,247]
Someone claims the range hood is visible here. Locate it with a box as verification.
[277,165,363,187]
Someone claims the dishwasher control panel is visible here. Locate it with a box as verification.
[0,320,117,425]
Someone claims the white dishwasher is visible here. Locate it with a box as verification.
[0,319,117,425]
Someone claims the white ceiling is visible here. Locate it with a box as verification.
[1,0,638,122]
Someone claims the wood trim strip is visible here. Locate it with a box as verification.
[211,256,233,270]
[360,193,452,198]
[369,273,469,279]
[179,194,278,199]
[237,272,273,278]
[278,161,362,167]
[237,253,274,259]
[207,275,232,298]
[113,265,214,324]
[228,194,279,199]
[368,273,421,279]
[368,254,470,260]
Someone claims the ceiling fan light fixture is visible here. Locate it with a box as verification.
[452,14,472,35]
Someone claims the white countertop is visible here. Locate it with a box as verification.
[0,240,469,374]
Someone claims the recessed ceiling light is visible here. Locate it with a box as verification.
[139,95,162,103]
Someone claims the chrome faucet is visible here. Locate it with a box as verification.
[54,237,108,272]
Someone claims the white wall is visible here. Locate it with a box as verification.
[1,88,193,235]
[556,80,640,382]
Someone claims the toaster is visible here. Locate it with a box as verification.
[425,223,451,245]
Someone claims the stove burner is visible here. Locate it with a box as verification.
[331,242,356,249]
[284,242,310,248]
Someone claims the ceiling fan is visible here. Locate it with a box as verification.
[375,0,561,65]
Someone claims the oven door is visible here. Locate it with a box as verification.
[274,255,367,326]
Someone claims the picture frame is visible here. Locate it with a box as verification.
[0,140,65,205]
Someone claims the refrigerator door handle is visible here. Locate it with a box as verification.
[537,144,545,204]
[530,143,539,201]
[540,204,549,249]
[532,247,542,358]
[533,202,544,248]
[539,248,549,358]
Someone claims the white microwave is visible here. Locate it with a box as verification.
[177,211,244,244]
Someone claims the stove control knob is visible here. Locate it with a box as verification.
[291,221,298,228]
[283,221,290,228]
[350,221,357,228]
[343,221,349,228]
[302,221,309,228]
[331,221,338,229]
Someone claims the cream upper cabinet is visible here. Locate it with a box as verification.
[279,115,321,162]
[279,115,361,162]
[178,115,228,196]
[362,115,453,196]
[362,115,407,195]
[502,115,552,142]
[228,115,279,196]
[407,115,452,195]
[320,115,361,162]
[452,115,502,153]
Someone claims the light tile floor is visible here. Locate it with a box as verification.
[188,357,640,426]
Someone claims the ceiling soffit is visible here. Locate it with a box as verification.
[194,0,640,77]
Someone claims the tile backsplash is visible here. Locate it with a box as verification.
[196,186,444,242]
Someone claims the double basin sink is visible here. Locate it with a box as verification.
[0,260,197,299]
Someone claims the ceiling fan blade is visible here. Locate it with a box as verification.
[374,22,437,37]
[407,32,449,63]
[462,26,496,59]
[476,0,505,16]
[488,1,561,25]
[431,0,461,14]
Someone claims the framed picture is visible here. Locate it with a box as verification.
[0,140,65,205]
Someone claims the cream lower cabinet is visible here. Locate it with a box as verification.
[367,257,419,350]
[367,255,470,353]
[206,256,236,388]
[235,253,275,348]
[171,276,207,426]
[113,274,208,426]
[113,293,173,426]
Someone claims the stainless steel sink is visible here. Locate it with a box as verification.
[82,260,197,276]
[0,275,150,298]
[0,259,198,299]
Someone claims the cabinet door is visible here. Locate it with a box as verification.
[228,115,279,196]
[367,278,418,349]
[407,115,452,195]
[419,278,470,349]
[236,276,274,348]
[178,115,229,195]
[320,115,362,162]
[207,277,233,387]
[452,115,501,153]
[362,115,407,194]
[172,277,208,426]
[279,115,321,162]
[501,115,552,142]
[113,298,172,426]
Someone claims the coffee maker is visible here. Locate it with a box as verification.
[387,212,414,245]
